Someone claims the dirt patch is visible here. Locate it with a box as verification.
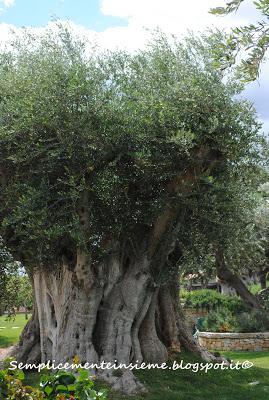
[0,346,15,362]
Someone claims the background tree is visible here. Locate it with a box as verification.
[4,274,33,318]
[254,182,269,289]
[177,161,268,308]
[0,26,266,391]
[0,237,32,317]
[210,0,269,81]
[0,237,18,315]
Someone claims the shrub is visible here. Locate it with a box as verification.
[183,289,247,314]
[40,370,106,400]
[0,367,43,399]
[0,360,107,400]
[199,308,236,333]
[235,311,269,333]
[199,308,269,333]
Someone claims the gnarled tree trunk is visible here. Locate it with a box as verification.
[215,247,261,309]
[15,147,223,392]
[14,302,41,364]
[258,267,269,290]
[15,243,215,393]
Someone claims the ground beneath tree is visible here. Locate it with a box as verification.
[0,346,15,362]
[93,352,269,400]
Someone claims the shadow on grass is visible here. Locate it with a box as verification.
[0,334,19,348]
[95,352,269,400]
[21,351,269,400]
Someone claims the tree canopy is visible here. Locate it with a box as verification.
[1,26,268,380]
[0,26,266,275]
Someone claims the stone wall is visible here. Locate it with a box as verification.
[198,331,269,351]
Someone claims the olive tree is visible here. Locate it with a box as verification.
[0,27,265,390]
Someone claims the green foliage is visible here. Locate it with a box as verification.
[0,263,33,316]
[210,0,245,15]
[179,167,269,286]
[200,307,269,333]
[254,184,269,279]
[249,281,269,295]
[0,364,43,399]
[0,237,13,272]
[235,310,269,333]
[0,237,19,315]
[0,25,266,271]
[183,289,248,313]
[199,307,236,332]
[210,0,269,81]
[40,370,106,400]
[0,362,107,400]
[5,274,33,313]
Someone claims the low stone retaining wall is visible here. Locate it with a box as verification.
[198,331,269,351]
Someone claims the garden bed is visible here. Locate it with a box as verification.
[198,331,269,351]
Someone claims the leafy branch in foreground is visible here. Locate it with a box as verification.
[210,0,269,81]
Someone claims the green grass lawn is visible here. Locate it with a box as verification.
[23,351,269,400]
[0,314,29,347]
[25,352,269,400]
[94,352,269,400]
[223,350,269,369]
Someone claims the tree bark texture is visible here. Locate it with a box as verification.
[14,147,223,392]
[215,247,261,309]
[15,246,216,392]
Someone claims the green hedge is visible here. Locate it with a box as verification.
[182,289,248,314]
[200,309,269,333]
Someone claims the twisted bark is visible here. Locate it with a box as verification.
[14,303,41,364]
[15,245,217,393]
[215,247,261,309]
[14,146,223,392]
